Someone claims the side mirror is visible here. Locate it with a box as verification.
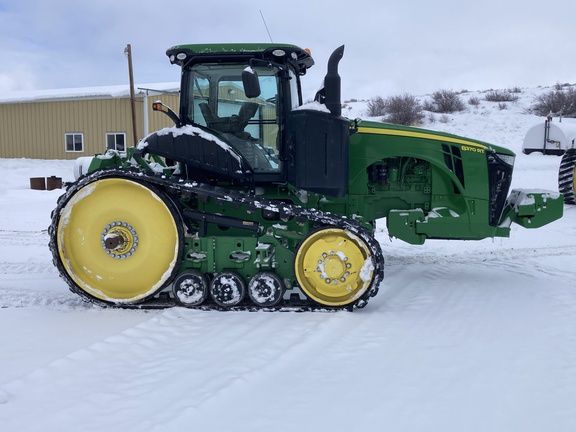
[242,67,261,98]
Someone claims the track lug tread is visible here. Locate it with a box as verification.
[558,149,576,205]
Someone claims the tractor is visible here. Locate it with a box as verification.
[49,43,564,310]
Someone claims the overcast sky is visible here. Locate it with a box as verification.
[1,0,576,101]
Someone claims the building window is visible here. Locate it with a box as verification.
[65,133,84,152]
[106,133,126,152]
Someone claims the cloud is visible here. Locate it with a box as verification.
[1,0,576,100]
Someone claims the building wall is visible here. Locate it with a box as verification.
[0,93,180,160]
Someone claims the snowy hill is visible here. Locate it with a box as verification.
[1,86,576,432]
[344,85,560,152]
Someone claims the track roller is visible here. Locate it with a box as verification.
[248,272,284,307]
[173,270,209,307]
[210,271,246,307]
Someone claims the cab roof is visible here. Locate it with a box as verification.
[166,43,315,73]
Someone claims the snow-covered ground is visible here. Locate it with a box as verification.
[1,86,576,431]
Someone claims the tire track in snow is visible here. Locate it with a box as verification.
[386,244,576,268]
[0,262,57,274]
[385,243,576,285]
[158,307,402,431]
[0,285,89,310]
[339,260,576,432]
[0,228,83,309]
[0,230,54,276]
[2,261,576,431]
[0,308,361,431]
[0,229,49,246]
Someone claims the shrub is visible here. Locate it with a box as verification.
[484,90,518,102]
[366,94,424,126]
[468,96,481,106]
[531,87,576,117]
[366,96,386,117]
[554,82,572,90]
[498,102,508,110]
[423,89,465,113]
[381,93,424,126]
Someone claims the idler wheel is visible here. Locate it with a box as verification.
[294,227,375,307]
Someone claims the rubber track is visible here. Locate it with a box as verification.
[558,148,576,205]
[48,168,384,312]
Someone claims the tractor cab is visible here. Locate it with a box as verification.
[147,44,350,197]
[181,58,289,176]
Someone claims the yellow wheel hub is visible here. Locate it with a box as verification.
[57,178,180,303]
[294,227,374,306]
[101,221,138,258]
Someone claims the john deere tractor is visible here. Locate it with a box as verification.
[49,43,563,310]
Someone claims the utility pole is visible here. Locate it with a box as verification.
[124,44,138,147]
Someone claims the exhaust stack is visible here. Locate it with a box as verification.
[316,45,344,117]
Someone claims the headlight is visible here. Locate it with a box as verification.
[496,153,515,167]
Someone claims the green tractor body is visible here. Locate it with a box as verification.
[50,43,563,310]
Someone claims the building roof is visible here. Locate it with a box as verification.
[0,82,180,104]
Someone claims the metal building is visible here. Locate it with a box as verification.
[0,84,179,159]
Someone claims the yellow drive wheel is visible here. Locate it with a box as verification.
[294,227,375,307]
[56,177,182,304]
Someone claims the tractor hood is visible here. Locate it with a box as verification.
[355,120,515,157]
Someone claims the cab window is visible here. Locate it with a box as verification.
[186,63,280,173]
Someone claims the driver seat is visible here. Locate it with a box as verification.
[199,102,258,139]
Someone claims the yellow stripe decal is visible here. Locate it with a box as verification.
[357,126,488,149]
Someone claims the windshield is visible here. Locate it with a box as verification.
[186,63,281,174]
